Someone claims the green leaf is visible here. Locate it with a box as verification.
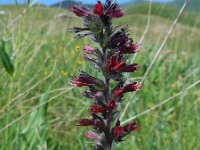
[0,40,14,75]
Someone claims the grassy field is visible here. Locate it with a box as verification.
[0,3,200,150]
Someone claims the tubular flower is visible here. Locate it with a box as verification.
[70,77,92,87]
[113,89,123,97]
[91,105,106,114]
[94,1,103,16]
[83,45,94,53]
[69,4,92,17]
[70,72,104,87]
[107,100,117,110]
[123,122,139,132]
[78,119,103,129]
[123,82,142,92]
[122,41,140,54]
[118,64,139,73]
[112,61,126,70]
[111,4,123,18]
[107,57,139,73]
[113,126,124,137]
[84,131,99,141]
[114,82,142,97]
[78,119,94,126]
[105,2,123,18]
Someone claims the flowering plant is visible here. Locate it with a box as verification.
[69,1,142,149]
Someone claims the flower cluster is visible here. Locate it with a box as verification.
[69,1,141,149]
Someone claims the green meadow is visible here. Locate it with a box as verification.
[0,3,200,150]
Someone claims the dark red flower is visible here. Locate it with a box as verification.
[69,5,92,17]
[105,3,123,18]
[91,105,106,114]
[94,1,103,16]
[106,55,139,73]
[123,82,142,92]
[114,88,123,97]
[121,39,140,54]
[78,119,103,129]
[70,72,104,87]
[114,82,142,97]
[107,100,117,110]
[106,55,117,70]
[112,61,126,70]
[118,64,139,73]
[78,119,94,126]
[113,126,124,136]
[124,122,139,132]
[70,77,92,87]
[111,4,123,18]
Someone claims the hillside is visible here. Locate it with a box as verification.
[125,3,200,29]
[169,0,200,11]
[50,0,93,9]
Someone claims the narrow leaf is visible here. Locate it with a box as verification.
[0,40,14,75]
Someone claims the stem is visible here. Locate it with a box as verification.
[105,78,110,102]
[95,16,114,150]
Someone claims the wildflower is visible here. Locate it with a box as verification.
[93,92,105,101]
[94,1,103,16]
[77,60,82,65]
[84,131,99,141]
[123,82,142,92]
[112,61,126,70]
[78,118,94,126]
[117,64,139,73]
[110,4,123,18]
[123,122,139,132]
[113,126,124,137]
[75,45,80,50]
[70,72,104,87]
[106,55,139,73]
[114,82,142,97]
[83,45,94,53]
[122,41,140,54]
[70,77,92,87]
[78,119,103,129]
[61,70,69,77]
[69,4,92,17]
[114,89,123,97]
[91,105,106,114]
[107,100,117,110]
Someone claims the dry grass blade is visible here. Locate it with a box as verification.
[0,87,73,133]
[120,0,189,120]
[0,87,73,120]
[0,0,39,35]
[0,58,57,115]
[131,0,152,63]
[138,0,152,45]
[121,79,200,125]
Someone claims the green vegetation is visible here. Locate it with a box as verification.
[170,0,200,11]
[0,3,200,150]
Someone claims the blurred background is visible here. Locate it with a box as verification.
[0,0,200,149]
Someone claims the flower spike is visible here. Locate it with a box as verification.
[69,0,142,149]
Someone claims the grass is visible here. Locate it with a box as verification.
[0,3,200,150]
